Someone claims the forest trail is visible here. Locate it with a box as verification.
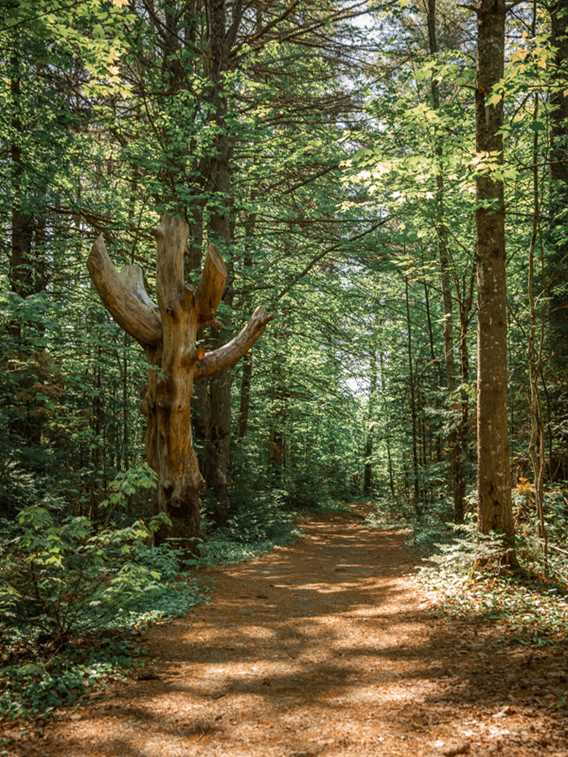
[34,509,567,757]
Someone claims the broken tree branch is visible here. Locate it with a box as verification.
[195,306,272,379]
[196,243,228,325]
[87,235,161,347]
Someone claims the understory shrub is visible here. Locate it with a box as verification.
[418,520,568,644]
[0,503,202,720]
[198,490,299,565]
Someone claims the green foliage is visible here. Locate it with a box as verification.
[197,492,300,566]
[418,522,568,645]
[99,463,157,522]
[364,498,412,532]
[1,506,163,639]
[513,486,568,585]
[0,639,135,721]
[0,498,202,720]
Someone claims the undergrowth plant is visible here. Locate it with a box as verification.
[197,490,300,566]
[0,469,203,721]
[418,520,568,645]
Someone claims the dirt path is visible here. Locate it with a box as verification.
[31,511,568,755]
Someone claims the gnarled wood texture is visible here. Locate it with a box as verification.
[88,236,161,347]
[195,307,272,379]
[196,243,227,325]
[87,214,270,543]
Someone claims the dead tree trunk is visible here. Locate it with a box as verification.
[475,0,515,547]
[88,214,270,544]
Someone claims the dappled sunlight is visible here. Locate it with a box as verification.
[33,513,567,756]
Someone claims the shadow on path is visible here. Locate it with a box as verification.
[32,510,568,756]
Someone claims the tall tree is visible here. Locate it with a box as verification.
[425,0,464,522]
[474,0,514,545]
[547,0,568,480]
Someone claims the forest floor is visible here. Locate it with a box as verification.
[12,507,568,756]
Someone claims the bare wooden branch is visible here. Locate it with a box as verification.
[196,243,227,325]
[88,235,161,347]
[195,306,272,379]
[118,265,156,310]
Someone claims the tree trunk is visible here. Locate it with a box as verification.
[548,0,568,367]
[202,0,239,524]
[269,338,287,488]
[526,0,548,567]
[426,0,463,521]
[547,0,568,481]
[475,0,514,545]
[238,352,252,439]
[88,214,270,545]
[380,351,396,499]
[456,279,474,517]
[206,369,233,524]
[237,211,256,440]
[363,347,378,496]
[145,218,203,542]
[405,277,421,514]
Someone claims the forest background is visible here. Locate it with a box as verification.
[1,0,567,723]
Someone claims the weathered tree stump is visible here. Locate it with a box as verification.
[88,214,271,544]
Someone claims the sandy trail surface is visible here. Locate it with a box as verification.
[20,510,568,755]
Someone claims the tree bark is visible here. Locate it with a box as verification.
[363,347,378,497]
[548,0,568,367]
[405,277,421,515]
[237,211,256,440]
[152,217,202,539]
[88,214,270,544]
[456,275,474,517]
[379,351,396,499]
[475,0,514,544]
[426,0,463,521]
[547,0,568,481]
[201,0,239,524]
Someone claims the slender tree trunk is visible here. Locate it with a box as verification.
[424,281,444,470]
[405,277,421,514]
[238,352,252,439]
[547,0,568,481]
[380,352,396,498]
[456,279,474,516]
[269,319,289,488]
[475,0,514,546]
[527,7,548,570]
[548,0,568,365]
[237,212,256,440]
[122,333,130,470]
[202,0,240,525]
[363,347,378,496]
[426,0,463,521]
